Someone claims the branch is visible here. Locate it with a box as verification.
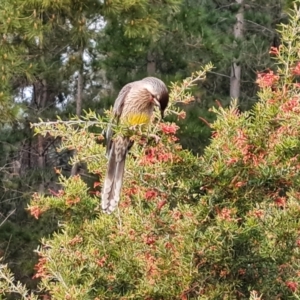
[0,209,16,227]
[244,19,275,34]
[169,63,214,105]
[31,120,107,128]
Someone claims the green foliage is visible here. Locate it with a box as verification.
[99,0,284,154]
[8,5,300,299]
[0,0,188,294]
[3,1,300,300]
[102,0,181,39]
[0,263,38,300]
[20,66,210,299]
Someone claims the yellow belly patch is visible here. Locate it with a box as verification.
[123,113,151,126]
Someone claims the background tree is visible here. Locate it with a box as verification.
[98,0,285,153]
[0,0,183,289]
[0,0,295,297]
[2,3,300,298]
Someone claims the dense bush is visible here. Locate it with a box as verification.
[3,5,300,299]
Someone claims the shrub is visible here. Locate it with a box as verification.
[3,4,300,299]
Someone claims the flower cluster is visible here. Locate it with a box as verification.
[269,46,280,56]
[256,70,279,88]
[292,62,300,75]
[280,97,300,113]
[27,205,43,219]
[33,255,49,279]
[286,281,298,292]
[216,207,235,222]
[145,189,158,200]
[160,123,179,135]
[225,129,266,168]
[140,145,175,165]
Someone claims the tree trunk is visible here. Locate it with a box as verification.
[37,134,45,193]
[32,79,48,193]
[230,0,244,101]
[76,49,84,116]
[71,48,84,176]
[147,51,156,75]
[37,79,48,171]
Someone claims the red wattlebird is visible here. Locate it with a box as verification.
[101,77,169,214]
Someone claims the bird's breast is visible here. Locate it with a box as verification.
[121,112,152,126]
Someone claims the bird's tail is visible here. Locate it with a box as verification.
[101,136,131,214]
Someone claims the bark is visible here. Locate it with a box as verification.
[37,135,45,193]
[76,49,84,116]
[71,48,84,176]
[36,79,48,170]
[31,79,49,193]
[147,51,156,75]
[230,0,244,101]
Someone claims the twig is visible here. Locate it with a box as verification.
[31,120,107,128]
[244,19,275,34]
[0,208,16,227]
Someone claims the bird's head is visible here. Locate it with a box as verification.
[142,77,169,119]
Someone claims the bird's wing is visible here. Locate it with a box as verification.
[113,83,133,118]
[106,83,132,156]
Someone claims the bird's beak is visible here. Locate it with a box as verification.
[153,97,161,108]
[151,96,163,118]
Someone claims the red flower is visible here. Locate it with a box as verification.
[145,189,158,200]
[143,234,156,246]
[157,200,167,210]
[124,186,138,197]
[217,208,234,221]
[171,210,182,220]
[168,135,179,143]
[177,111,186,120]
[96,255,108,267]
[28,206,43,219]
[160,123,179,135]
[66,196,80,206]
[33,256,48,279]
[281,97,300,113]
[68,235,83,246]
[274,197,286,207]
[286,281,298,292]
[256,70,279,88]
[211,131,218,138]
[140,146,174,165]
[93,182,101,188]
[140,147,158,165]
[234,129,251,158]
[253,209,264,219]
[157,151,173,162]
[226,157,239,166]
[269,46,279,56]
[49,189,65,197]
[293,62,300,75]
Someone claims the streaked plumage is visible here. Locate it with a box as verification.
[101,77,169,214]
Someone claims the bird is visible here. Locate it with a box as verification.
[101,77,169,214]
